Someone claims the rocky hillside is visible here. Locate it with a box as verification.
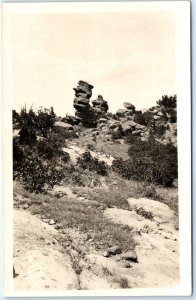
[12,80,179,292]
[54,81,177,147]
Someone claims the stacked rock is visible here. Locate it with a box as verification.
[92,95,109,115]
[73,81,96,126]
[73,80,94,111]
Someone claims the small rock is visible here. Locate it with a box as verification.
[49,219,56,225]
[107,245,122,255]
[102,251,109,257]
[121,250,138,262]
[23,203,29,209]
[123,261,133,268]
[54,224,62,229]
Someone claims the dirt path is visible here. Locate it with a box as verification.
[14,209,79,291]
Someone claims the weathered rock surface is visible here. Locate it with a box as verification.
[54,121,73,130]
[92,95,109,114]
[14,209,79,291]
[123,102,135,111]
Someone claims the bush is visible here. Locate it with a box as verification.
[112,138,177,187]
[13,145,65,193]
[77,151,109,176]
[154,124,166,137]
[156,95,177,109]
[13,130,70,192]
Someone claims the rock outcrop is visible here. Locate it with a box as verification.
[73,81,96,127]
[73,82,109,127]
[92,95,109,115]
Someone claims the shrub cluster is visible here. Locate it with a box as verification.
[13,106,71,193]
[112,137,177,187]
[13,135,68,193]
[77,151,109,176]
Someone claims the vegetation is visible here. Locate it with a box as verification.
[156,95,177,108]
[77,151,109,176]
[112,137,177,187]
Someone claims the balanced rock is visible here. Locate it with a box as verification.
[73,80,94,99]
[123,102,135,111]
[73,81,96,126]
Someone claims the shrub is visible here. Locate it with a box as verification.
[156,95,177,109]
[87,143,95,151]
[13,145,65,193]
[154,124,166,137]
[77,151,109,176]
[37,132,68,160]
[112,138,177,187]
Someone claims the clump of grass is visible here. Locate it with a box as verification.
[134,206,154,221]
[114,276,130,289]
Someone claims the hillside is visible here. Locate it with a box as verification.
[13,81,179,291]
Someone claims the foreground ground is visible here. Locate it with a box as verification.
[13,178,179,291]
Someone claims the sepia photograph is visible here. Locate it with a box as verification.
[2,1,191,297]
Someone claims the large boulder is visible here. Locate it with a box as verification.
[54,121,73,130]
[73,80,93,99]
[116,109,133,118]
[123,102,135,111]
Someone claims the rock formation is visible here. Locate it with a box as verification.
[73,81,96,127]
[73,81,109,127]
[92,95,109,115]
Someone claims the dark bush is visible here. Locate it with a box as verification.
[154,124,166,137]
[13,145,65,193]
[112,138,177,187]
[19,126,37,145]
[37,132,67,160]
[156,95,177,109]
[77,151,109,176]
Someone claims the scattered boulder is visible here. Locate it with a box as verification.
[116,109,133,118]
[107,246,122,256]
[132,130,141,136]
[49,219,56,225]
[123,102,135,111]
[121,250,138,262]
[122,261,133,268]
[62,115,81,125]
[99,118,108,124]
[54,121,73,130]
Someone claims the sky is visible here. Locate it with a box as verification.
[11,10,176,116]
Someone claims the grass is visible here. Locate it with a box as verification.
[14,181,135,253]
[76,135,130,159]
[74,173,178,214]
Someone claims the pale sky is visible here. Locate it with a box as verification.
[12,10,176,116]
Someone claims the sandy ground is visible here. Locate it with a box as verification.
[14,209,79,291]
